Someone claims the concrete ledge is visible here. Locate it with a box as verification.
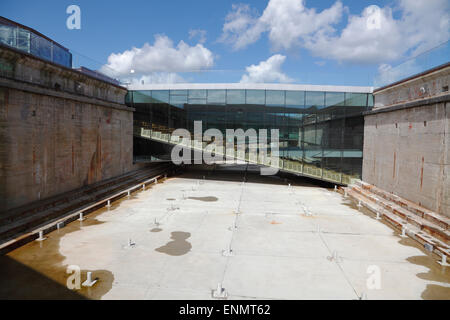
[364,93,450,116]
[0,76,135,112]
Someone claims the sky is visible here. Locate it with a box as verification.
[1,0,449,87]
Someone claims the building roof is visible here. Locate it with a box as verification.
[128,83,374,93]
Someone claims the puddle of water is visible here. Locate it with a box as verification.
[0,211,114,299]
[150,228,163,233]
[187,196,218,202]
[155,231,192,256]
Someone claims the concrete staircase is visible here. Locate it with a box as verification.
[343,180,450,260]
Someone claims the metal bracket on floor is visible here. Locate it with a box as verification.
[35,230,47,242]
[437,254,450,267]
[78,212,86,221]
[400,225,408,238]
[357,200,363,211]
[327,250,342,263]
[212,283,228,299]
[222,245,234,257]
[359,292,368,300]
[82,271,98,287]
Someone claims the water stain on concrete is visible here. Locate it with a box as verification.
[187,196,218,202]
[341,194,450,299]
[150,228,162,233]
[399,240,450,300]
[155,231,192,256]
[0,211,114,300]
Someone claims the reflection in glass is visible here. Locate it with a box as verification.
[129,88,371,182]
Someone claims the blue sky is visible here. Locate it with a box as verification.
[1,0,449,86]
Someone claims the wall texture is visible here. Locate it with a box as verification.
[363,65,449,218]
[0,45,135,212]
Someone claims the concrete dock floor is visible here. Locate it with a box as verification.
[1,170,449,299]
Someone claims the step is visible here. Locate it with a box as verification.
[354,180,449,230]
[350,184,449,245]
[343,187,450,260]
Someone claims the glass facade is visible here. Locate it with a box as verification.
[0,18,72,68]
[127,88,373,184]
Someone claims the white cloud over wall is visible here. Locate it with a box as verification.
[240,54,293,83]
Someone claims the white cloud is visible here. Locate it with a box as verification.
[100,34,214,78]
[220,0,450,64]
[219,0,344,51]
[189,29,207,44]
[240,54,294,83]
[305,0,450,63]
[218,3,264,50]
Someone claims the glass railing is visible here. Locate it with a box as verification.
[0,21,72,68]
[134,125,361,185]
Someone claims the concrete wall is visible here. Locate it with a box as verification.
[374,64,449,108]
[0,45,135,212]
[363,65,450,218]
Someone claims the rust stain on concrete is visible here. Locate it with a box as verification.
[393,151,396,179]
[87,135,102,184]
[420,156,424,190]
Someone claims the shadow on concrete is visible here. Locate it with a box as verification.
[0,255,86,300]
[181,164,335,188]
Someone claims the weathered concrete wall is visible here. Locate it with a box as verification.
[0,45,135,212]
[363,96,449,218]
[374,64,449,109]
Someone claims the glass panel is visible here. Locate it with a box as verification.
[30,33,52,61]
[266,90,285,106]
[188,98,206,104]
[132,90,153,103]
[286,91,304,107]
[207,89,226,104]
[246,90,265,104]
[152,90,169,103]
[170,95,187,106]
[345,93,367,106]
[0,25,16,47]
[368,94,374,108]
[305,91,325,108]
[53,45,71,67]
[17,29,30,53]
[170,90,188,95]
[325,92,345,107]
[189,89,207,99]
[226,90,245,104]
